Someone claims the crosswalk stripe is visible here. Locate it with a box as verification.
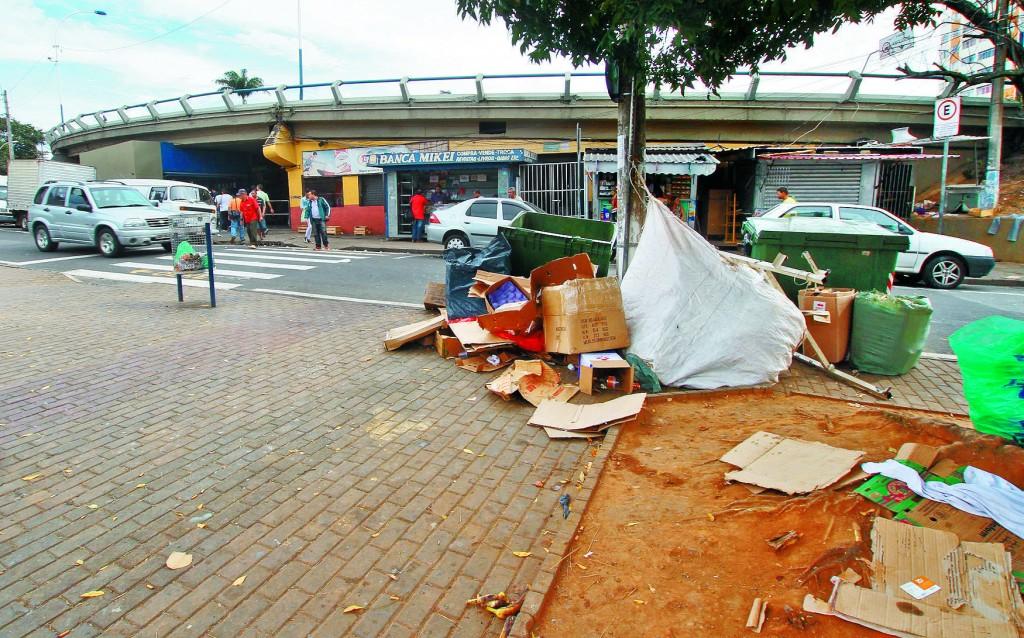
[214,251,350,264]
[2,254,100,266]
[114,262,281,280]
[65,269,241,289]
[156,256,313,270]
[224,247,372,260]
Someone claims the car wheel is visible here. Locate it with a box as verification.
[18,214,28,231]
[97,228,124,257]
[444,233,470,250]
[34,224,58,252]
[161,242,173,252]
[922,255,965,289]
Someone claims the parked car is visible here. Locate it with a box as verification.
[106,178,216,226]
[747,201,996,289]
[28,181,172,257]
[426,197,543,249]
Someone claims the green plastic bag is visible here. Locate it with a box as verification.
[848,292,933,375]
[949,316,1024,445]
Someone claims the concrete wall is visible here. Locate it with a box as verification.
[79,141,163,180]
[910,215,1024,262]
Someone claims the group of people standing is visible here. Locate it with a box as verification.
[213,185,274,249]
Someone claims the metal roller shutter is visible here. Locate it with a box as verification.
[758,161,863,210]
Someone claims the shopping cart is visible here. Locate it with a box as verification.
[168,212,217,307]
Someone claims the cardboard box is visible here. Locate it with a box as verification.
[855,442,1024,591]
[541,277,629,355]
[435,331,461,359]
[798,288,855,363]
[579,352,634,395]
[477,254,594,335]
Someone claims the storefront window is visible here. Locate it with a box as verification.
[302,177,343,207]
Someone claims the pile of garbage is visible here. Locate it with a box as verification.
[385,237,646,439]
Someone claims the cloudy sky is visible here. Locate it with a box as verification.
[0,1,951,131]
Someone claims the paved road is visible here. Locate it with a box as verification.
[0,228,445,307]
[2,227,1020,354]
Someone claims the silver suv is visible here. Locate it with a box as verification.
[29,181,172,257]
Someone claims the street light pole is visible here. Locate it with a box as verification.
[983,0,1009,209]
[3,89,14,165]
[50,9,107,128]
[297,0,304,100]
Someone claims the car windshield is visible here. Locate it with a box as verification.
[169,186,211,203]
[90,187,155,209]
[757,203,789,217]
[0,186,7,199]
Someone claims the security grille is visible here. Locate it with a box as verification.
[756,161,863,213]
[874,162,915,219]
[518,161,585,217]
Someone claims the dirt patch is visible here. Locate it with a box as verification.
[531,389,1022,638]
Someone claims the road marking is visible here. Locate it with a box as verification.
[156,256,313,270]
[250,288,423,308]
[114,262,281,280]
[214,251,351,264]
[65,269,241,289]
[0,254,99,266]
[901,287,1024,298]
[392,254,424,260]
[226,247,372,260]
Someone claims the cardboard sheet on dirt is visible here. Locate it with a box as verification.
[721,431,864,495]
[620,197,805,389]
[384,314,446,351]
[529,393,646,433]
[485,360,578,406]
[806,517,1024,638]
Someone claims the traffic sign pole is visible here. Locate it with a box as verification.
[938,138,949,235]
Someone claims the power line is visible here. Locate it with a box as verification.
[63,0,233,53]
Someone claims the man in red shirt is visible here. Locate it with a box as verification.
[238,189,261,248]
[410,189,428,243]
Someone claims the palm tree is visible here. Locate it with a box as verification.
[214,68,264,103]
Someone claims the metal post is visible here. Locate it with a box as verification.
[176,274,184,302]
[3,90,13,164]
[205,222,217,308]
[297,0,304,100]
[576,122,583,217]
[983,0,1009,209]
[938,138,950,235]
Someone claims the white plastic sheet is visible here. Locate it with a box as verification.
[620,198,805,389]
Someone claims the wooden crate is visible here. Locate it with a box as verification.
[326,226,342,235]
[353,226,369,236]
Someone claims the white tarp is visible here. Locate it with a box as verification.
[620,198,805,389]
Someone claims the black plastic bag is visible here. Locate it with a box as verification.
[444,235,512,319]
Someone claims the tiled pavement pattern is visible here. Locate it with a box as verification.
[0,267,591,637]
[777,355,969,415]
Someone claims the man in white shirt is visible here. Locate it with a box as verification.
[214,188,233,230]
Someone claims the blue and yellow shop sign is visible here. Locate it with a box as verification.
[367,148,537,166]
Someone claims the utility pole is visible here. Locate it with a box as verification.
[297,0,304,100]
[616,74,646,275]
[983,0,1009,209]
[3,89,13,165]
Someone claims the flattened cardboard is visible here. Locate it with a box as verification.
[384,314,446,351]
[528,393,646,433]
[485,360,578,407]
[455,351,515,373]
[579,352,634,395]
[820,518,1024,638]
[448,318,514,350]
[541,277,629,355]
[721,432,865,495]
[423,281,446,311]
[854,442,1024,591]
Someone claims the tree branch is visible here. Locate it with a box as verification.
[898,62,1024,97]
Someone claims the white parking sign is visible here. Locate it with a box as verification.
[934,97,960,138]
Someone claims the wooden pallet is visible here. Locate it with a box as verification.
[353,226,369,236]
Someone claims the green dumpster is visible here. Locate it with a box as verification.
[499,212,616,277]
[741,217,909,301]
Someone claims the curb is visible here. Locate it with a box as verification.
[965,277,1024,288]
[509,423,623,638]
[211,238,443,256]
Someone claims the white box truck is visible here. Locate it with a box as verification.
[6,159,97,230]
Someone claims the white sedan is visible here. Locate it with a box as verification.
[426,197,543,249]
[749,202,996,289]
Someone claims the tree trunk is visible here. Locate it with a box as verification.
[616,76,646,276]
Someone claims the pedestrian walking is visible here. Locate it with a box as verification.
[214,188,232,230]
[228,189,246,244]
[303,190,331,250]
[410,189,428,242]
[301,197,314,244]
[255,184,273,239]
[239,188,261,248]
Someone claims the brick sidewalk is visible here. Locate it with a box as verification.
[0,268,592,637]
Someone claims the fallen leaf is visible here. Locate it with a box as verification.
[370,532,381,538]
[706,513,715,522]
[462,449,474,455]
[633,599,646,605]
[648,584,656,593]
[512,551,532,558]
[343,605,365,614]
[99,565,108,571]
[387,574,398,581]
[74,559,84,566]
[533,480,545,488]
[145,584,155,590]
[232,575,246,587]
[87,504,99,509]
[80,590,105,598]
[21,473,41,482]
[389,594,401,601]
[625,522,639,527]
[196,504,204,510]
[165,552,192,570]
[57,631,70,638]
[196,523,206,529]
[576,563,588,570]
[134,483,147,489]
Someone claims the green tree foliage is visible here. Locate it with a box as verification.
[0,117,45,175]
[214,68,265,103]
[456,0,933,90]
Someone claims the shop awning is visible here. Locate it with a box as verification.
[584,146,719,176]
[760,153,948,161]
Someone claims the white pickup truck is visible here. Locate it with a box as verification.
[4,159,97,230]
